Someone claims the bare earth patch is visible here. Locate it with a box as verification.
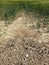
[0,13,49,65]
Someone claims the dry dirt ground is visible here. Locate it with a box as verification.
[0,12,49,65]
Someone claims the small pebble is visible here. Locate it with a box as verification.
[26,54,28,57]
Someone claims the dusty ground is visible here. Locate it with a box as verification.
[0,12,49,65]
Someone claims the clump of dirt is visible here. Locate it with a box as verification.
[0,12,49,65]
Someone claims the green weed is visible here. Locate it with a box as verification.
[0,0,49,21]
